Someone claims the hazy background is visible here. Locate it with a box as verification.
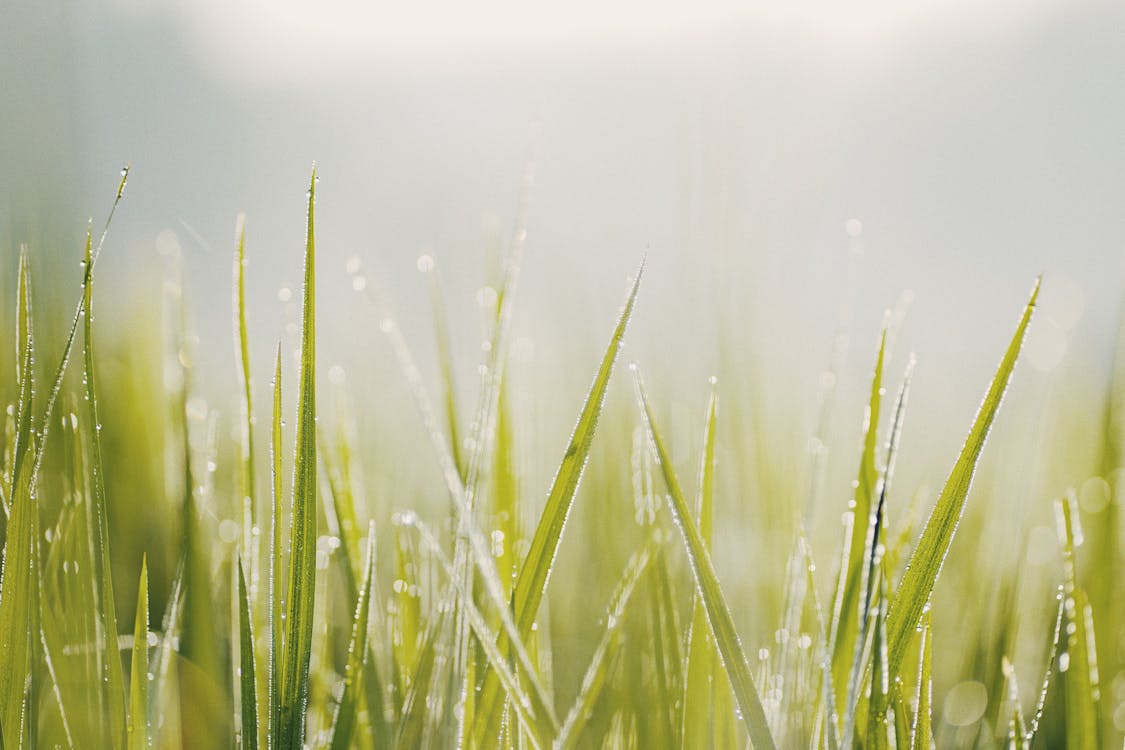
[4,0,1125,741]
[5,0,1123,507]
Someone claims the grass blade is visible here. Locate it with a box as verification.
[268,343,283,747]
[236,556,259,750]
[1056,493,1101,750]
[328,524,376,750]
[909,610,933,750]
[830,331,886,710]
[232,216,258,594]
[885,278,1039,680]
[278,166,319,749]
[682,381,720,748]
[82,226,127,749]
[633,367,777,750]
[555,546,652,750]
[128,557,150,750]
[474,261,644,743]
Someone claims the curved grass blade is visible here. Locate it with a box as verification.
[1027,594,1065,746]
[682,381,720,747]
[278,166,319,749]
[268,343,283,747]
[1056,494,1101,750]
[405,516,559,749]
[908,610,933,750]
[82,226,127,749]
[128,557,150,750]
[0,249,37,747]
[1001,657,1028,750]
[30,168,128,489]
[474,260,644,744]
[885,278,1039,680]
[232,216,258,592]
[555,546,652,750]
[328,524,376,750]
[633,367,777,750]
[0,467,35,749]
[236,556,259,750]
[830,331,886,709]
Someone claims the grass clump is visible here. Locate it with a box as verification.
[0,165,1121,750]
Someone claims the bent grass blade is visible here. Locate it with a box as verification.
[633,368,777,750]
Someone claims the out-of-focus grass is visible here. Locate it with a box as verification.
[1,168,1122,749]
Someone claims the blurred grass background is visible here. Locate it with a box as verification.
[3,0,1125,744]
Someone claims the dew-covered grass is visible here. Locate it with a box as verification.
[0,166,1122,749]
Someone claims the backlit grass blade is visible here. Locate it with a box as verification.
[420,255,464,477]
[682,381,720,748]
[1056,494,1100,750]
[30,168,128,488]
[232,216,258,592]
[11,247,33,500]
[1027,595,1064,746]
[633,367,777,750]
[405,517,559,749]
[829,330,885,710]
[908,610,932,750]
[128,557,150,750]
[863,569,890,750]
[235,556,259,750]
[278,166,319,749]
[268,343,283,745]
[885,278,1039,680]
[328,524,376,750]
[0,467,35,748]
[0,248,37,746]
[555,546,652,750]
[82,225,127,749]
[1001,657,1029,750]
[474,260,644,743]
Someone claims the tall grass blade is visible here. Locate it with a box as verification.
[232,216,258,593]
[555,547,652,750]
[278,166,319,749]
[268,344,283,748]
[328,524,376,750]
[81,226,127,749]
[885,279,1039,680]
[1027,595,1065,746]
[31,168,127,488]
[128,557,150,750]
[0,467,34,749]
[633,367,777,750]
[1056,494,1100,750]
[474,261,644,744]
[236,557,259,750]
[909,610,933,750]
[830,331,886,708]
[682,381,720,749]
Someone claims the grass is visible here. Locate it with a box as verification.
[0,166,1122,749]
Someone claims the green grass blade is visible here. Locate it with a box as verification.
[0,467,34,748]
[269,343,283,747]
[512,263,643,632]
[278,166,319,749]
[1026,594,1064,746]
[555,546,652,750]
[682,381,720,748]
[406,515,560,747]
[30,168,128,489]
[1056,494,1101,750]
[885,278,1039,680]
[1001,657,1029,750]
[633,367,777,750]
[909,610,933,750]
[128,557,150,750]
[82,225,127,749]
[863,569,890,750]
[830,331,886,710]
[328,525,376,750]
[236,556,259,750]
[233,215,258,591]
[11,247,33,498]
[474,261,644,744]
